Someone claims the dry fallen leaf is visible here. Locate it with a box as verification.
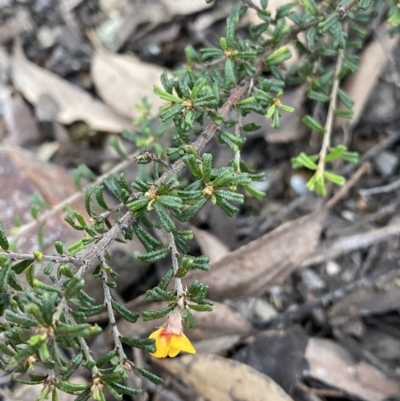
[161,354,294,401]
[91,45,165,119]
[191,226,230,264]
[160,0,212,15]
[11,42,130,132]
[0,86,41,147]
[304,338,400,401]
[186,210,327,300]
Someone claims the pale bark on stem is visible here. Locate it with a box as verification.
[317,48,345,174]
[167,232,184,297]
[100,268,126,359]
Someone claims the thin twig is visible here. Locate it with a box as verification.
[266,267,400,327]
[340,130,400,176]
[100,267,126,359]
[317,48,345,175]
[359,177,400,196]
[0,251,80,265]
[167,232,183,297]
[326,162,370,209]
[234,110,242,173]
[64,309,100,376]
[301,222,400,267]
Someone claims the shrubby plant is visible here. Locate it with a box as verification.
[0,0,398,400]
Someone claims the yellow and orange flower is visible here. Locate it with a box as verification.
[148,311,196,358]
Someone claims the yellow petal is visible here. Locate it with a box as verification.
[170,332,196,355]
[149,328,171,358]
[168,346,181,358]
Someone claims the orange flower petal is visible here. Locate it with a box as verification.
[149,328,171,358]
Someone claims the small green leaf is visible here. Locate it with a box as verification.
[292,152,318,170]
[121,337,156,353]
[95,185,109,210]
[0,257,12,294]
[72,165,96,190]
[188,303,213,312]
[265,45,292,65]
[55,381,89,394]
[188,280,209,302]
[306,171,326,196]
[157,195,183,213]
[300,0,319,16]
[62,353,83,381]
[183,155,203,180]
[318,13,339,33]
[26,264,36,288]
[302,115,326,133]
[145,287,176,302]
[242,183,266,199]
[334,109,354,119]
[218,131,246,152]
[42,292,58,325]
[5,310,37,327]
[137,248,169,264]
[158,268,173,290]
[154,203,175,232]
[111,301,139,323]
[215,197,239,217]
[154,86,183,103]
[108,383,142,396]
[13,260,33,274]
[84,186,95,217]
[159,104,184,122]
[7,270,23,291]
[0,219,9,250]
[226,17,236,47]
[337,89,354,109]
[133,224,162,252]
[74,388,91,401]
[134,367,164,384]
[242,123,262,132]
[178,198,207,222]
[215,190,244,204]
[200,47,224,60]
[95,350,117,368]
[225,58,236,86]
[202,153,212,182]
[308,90,330,102]
[56,323,93,337]
[323,171,346,186]
[182,309,196,329]
[126,199,149,213]
[67,240,85,256]
[65,276,84,299]
[142,304,175,321]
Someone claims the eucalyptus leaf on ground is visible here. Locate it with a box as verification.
[186,210,327,300]
[162,354,294,401]
[12,41,130,132]
[91,43,165,119]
